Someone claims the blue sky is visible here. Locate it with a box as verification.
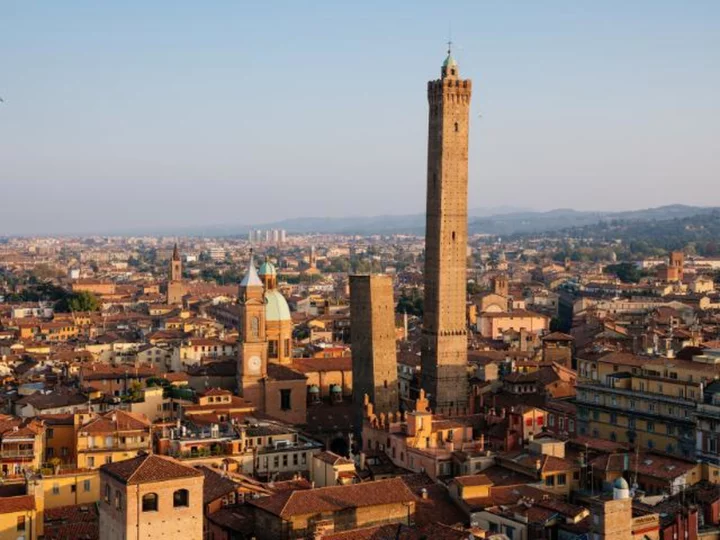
[1,1,719,234]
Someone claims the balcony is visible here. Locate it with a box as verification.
[577,380,697,408]
[697,403,720,420]
[83,441,149,452]
[1,447,35,459]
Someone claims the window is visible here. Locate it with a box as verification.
[104,484,111,503]
[115,491,122,510]
[251,317,259,338]
[273,456,279,468]
[568,420,574,432]
[88,456,95,468]
[52,483,60,495]
[282,454,288,467]
[548,415,555,427]
[105,456,112,464]
[17,516,25,532]
[610,413,618,425]
[647,421,655,433]
[293,453,298,466]
[557,474,567,486]
[173,489,189,508]
[545,475,555,487]
[647,439,655,449]
[301,453,307,465]
[454,122,459,132]
[47,428,54,439]
[268,340,278,358]
[280,389,292,411]
[142,493,158,512]
[84,479,91,492]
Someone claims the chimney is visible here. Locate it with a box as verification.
[420,488,428,500]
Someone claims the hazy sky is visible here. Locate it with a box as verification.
[1,1,719,235]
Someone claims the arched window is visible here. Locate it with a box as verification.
[173,489,189,508]
[142,493,158,512]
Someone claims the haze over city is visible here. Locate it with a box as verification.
[1,1,718,235]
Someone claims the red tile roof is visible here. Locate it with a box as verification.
[101,454,203,485]
[0,494,35,513]
[249,477,415,519]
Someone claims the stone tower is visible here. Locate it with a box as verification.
[350,274,399,436]
[167,243,186,305]
[237,253,268,407]
[421,48,472,411]
[670,251,684,281]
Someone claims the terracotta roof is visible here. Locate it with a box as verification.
[197,466,238,505]
[542,331,574,342]
[0,494,35,513]
[200,387,233,397]
[101,454,203,485]
[452,474,492,487]
[44,503,99,540]
[249,477,415,519]
[266,363,307,382]
[292,357,352,373]
[80,410,150,434]
[314,451,354,466]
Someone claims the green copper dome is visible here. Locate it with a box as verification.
[258,261,277,276]
[265,289,291,321]
[443,53,457,68]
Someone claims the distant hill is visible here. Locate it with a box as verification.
[537,208,720,255]
[84,204,719,238]
[468,205,720,236]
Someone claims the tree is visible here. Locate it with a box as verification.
[56,291,101,312]
[396,291,423,316]
[603,262,644,284]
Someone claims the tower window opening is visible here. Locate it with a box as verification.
[452,231,456,241]
[451,68,456,76]
[454,122,459,132]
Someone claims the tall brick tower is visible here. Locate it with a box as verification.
[350,274,399,436]
[167,243,186,305]
[421,47,472,411]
